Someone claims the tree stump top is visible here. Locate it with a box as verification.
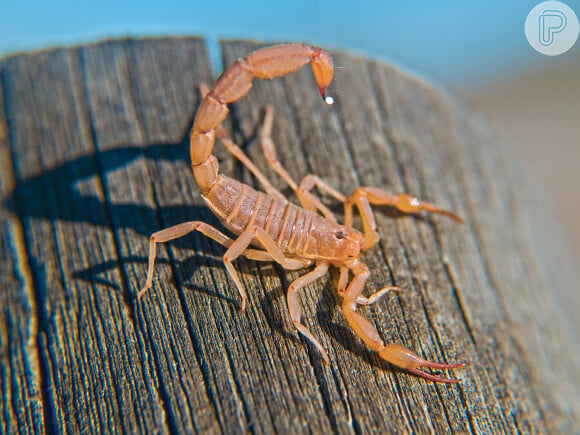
[1,37,579,433]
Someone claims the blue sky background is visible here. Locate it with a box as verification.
[1,1,578,90]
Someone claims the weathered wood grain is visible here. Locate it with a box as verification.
[1,37,578,434]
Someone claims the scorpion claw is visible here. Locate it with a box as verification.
[406,367,462,384]
[378,344,464,384]
[421,201,466,224]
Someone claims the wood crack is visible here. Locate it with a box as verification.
[0,58,54,435]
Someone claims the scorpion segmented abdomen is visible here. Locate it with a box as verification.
[204,175,321,255]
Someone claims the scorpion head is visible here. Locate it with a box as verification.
[304,221,362,267]
[333,227,363,268]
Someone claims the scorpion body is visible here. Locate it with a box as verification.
[204,177,358,263]
[141,43,464,383]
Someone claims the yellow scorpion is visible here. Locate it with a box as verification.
[140,43,464,383]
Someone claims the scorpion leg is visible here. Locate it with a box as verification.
[287,262,330,363]
[215,124,287,202]
[261,106,340,222]
[140,221,278,299]
[336,268,399,305]
[296,174,348,223]
[337,267,349,295]
[345,187,465,250]
[341,264,463,383]
[223,225,312,311]
[355,286,400,306]
[260,106,300,191]
[298,174,346,203]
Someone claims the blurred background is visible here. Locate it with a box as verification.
[1,0,579,267]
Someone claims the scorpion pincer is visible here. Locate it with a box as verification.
[140,43,465,383]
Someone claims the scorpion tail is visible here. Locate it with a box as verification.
[190,44,334,195]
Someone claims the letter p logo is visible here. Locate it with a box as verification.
[526,1,579,55]
[539,10,567,45]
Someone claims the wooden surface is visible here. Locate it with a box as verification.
[1,37,579,434]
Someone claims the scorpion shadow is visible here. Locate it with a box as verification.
[3,122,291,300]
[2,134,230,292]
[4,125,420,377]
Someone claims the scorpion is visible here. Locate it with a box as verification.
[140,43,465,383]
